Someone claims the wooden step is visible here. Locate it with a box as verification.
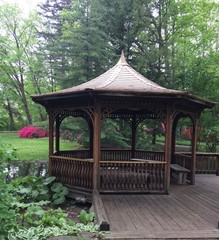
[101,229,219,239]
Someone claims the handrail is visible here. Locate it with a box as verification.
[100,160,166,164]
[174,153,191,159]
[50,155,93,162]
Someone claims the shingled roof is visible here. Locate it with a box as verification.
[56,51,181,94]
[32,52,215,108]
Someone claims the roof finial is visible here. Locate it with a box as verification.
[117,50,128,65]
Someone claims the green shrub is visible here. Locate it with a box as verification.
[79,209,95,224]
[11,176,68,205]
[0,143,18,162]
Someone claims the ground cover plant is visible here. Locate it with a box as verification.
[0,137,98,240]
[0,147,98,239]
[0,133,78,160]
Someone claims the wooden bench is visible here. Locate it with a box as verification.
[170,164,190,184]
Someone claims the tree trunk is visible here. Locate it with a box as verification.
[21,90,32,125]
[6,98,15,130]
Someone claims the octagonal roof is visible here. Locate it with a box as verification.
[32,52,215,109]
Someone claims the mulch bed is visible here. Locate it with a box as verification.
[60,200,91,223]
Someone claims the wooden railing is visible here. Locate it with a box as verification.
[173,153,191,169]
[55,150,219,175]
[50,155,93,190]
[55,150,91,159]
[196,153,219,174]
[174,152,219,175]
[56,149,164,162]
[99,161,165,193]
[50,150,218,194]
[135,150,165,161]
[101,149,132,161]
[100,149,165,161]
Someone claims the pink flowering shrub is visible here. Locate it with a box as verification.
[18,126,49,138]
[182,127,204,141]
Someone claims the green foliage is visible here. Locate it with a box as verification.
[51,182,69,205]
[11,176,53,202]
[9,222,99,240]
[11,176,68,205]
[60,117,89,146]
[0,170,98,239]
[23,206,68,227]
[0,143,18,162]
[78,209,95,224]
[0,140,98,239]
[202,126,219,152]
[60,0,112,87]
[101,119,130,149]
[0,164,19,239]
[136,120,164,151]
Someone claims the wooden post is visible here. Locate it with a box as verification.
[89,120,94,158]
[131,115,137,158]
[55,116,60,153]
[93,102,101,190]
[171,118,178,164]
[216,154,219,176]
[164,106,173,194]
[191,118,198,185]
[48,110,54,176]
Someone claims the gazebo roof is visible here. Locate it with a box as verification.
[32,52,215,109]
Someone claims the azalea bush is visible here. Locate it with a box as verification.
[62,130,74,142]
[18,126,49,138]
[182,127,205,141]
[182,126,219,152]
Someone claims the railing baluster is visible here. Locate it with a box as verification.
[99,160,165,193]
[174,152,219,174]
[50,156,93,190]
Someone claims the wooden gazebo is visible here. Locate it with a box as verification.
[32,52,215,197]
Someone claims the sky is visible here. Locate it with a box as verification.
[1,0,44,15]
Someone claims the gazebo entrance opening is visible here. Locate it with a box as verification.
[53,108,167,194]
[32,52,215,198]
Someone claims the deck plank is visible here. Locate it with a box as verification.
[100,175,219,239]
[124,195,154,230]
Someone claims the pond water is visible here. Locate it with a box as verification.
[5,160,48,180]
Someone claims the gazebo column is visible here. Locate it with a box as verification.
[55,115,60,153]
[190,117,198,185]
[131,115,137,158]
[171,117,180,164]
[48,110,54,176]
[171,121,177,163]
[93,103,101,190]
[89,120,94,158]
[164,106,173,194]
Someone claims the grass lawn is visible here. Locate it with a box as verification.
[0,133,79,160]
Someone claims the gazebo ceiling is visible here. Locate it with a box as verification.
[32,52,215,110]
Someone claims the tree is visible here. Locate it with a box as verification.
[38,0,74,89]
[0,5,33,125]
[60,0,113,87]
[0,4,49,126]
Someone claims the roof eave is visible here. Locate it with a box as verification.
[31,89,216,109]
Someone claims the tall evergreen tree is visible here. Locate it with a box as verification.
[38,0,73,90]
[61,0,113,87]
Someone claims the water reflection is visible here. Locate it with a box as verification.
[6,160,48,179]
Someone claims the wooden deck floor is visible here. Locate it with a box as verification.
[100,175,219,239]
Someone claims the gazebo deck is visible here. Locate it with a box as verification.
[100,175,219,239]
